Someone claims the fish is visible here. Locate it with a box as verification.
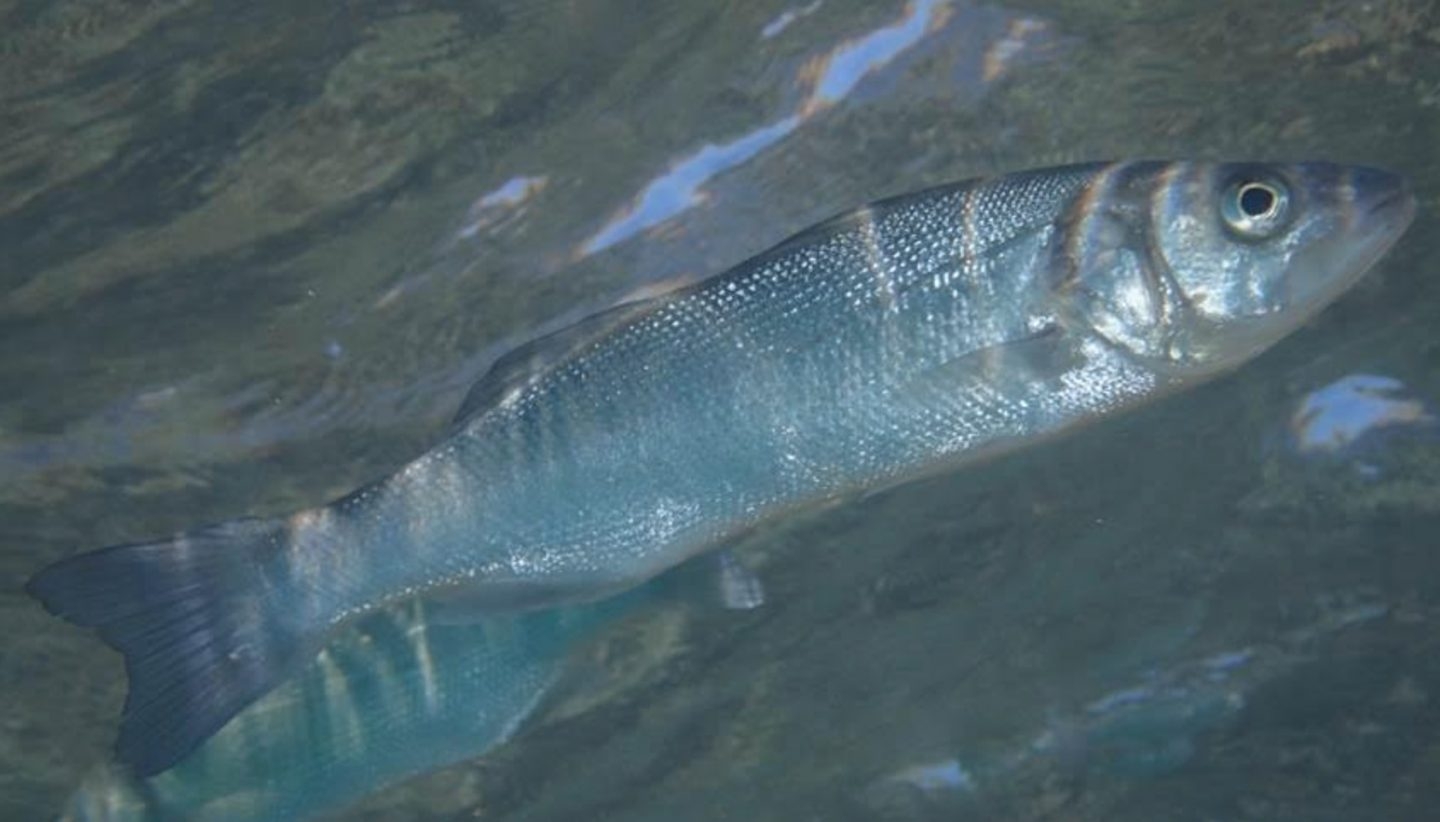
[59,580,660,822]
[27,160,1415,777]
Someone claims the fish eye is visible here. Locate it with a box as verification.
[1221,177,1290,239]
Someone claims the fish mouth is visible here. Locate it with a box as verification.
[1287,182,1415,322]
[1367,189,1413,216]
[1354,182,1416,275]
[1359,200,1413,263]
[1363,185,1417,229]
[1354,166,1417,241]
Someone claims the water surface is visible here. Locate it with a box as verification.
[3,1,1439,819]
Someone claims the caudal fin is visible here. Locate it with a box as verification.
[26,517,310,777]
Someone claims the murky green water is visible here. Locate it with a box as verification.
[3,0,1439,819]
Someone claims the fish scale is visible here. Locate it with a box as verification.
[400,169,1097,592]
[27,160,1415,777]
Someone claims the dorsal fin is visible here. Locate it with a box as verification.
[451,277,695,428]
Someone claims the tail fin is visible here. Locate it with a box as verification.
[26,517,311,778]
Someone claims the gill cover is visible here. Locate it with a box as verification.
[1055,161,1413,376]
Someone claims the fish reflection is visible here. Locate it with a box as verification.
[61,587,655,822]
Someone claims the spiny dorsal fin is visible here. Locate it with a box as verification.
[451,275,697,428]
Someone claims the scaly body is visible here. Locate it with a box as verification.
[300,165,1150,618]
[28,160,1414,777]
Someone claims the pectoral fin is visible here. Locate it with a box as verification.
[901,324,1077,402]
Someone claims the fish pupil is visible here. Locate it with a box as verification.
[1239,183,1276,218]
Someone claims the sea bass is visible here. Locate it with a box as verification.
[28,160,1414,776]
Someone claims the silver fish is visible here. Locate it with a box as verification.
[27,160,1415,776]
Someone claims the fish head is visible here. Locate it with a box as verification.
[1057,161,1414,378]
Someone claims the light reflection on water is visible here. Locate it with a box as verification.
[0,1,1064,497]
[1288,373,1436,456]
[452,175,550,243]
[574,0,1055,259]
[577,114,803,257]
[762,1,825,40]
